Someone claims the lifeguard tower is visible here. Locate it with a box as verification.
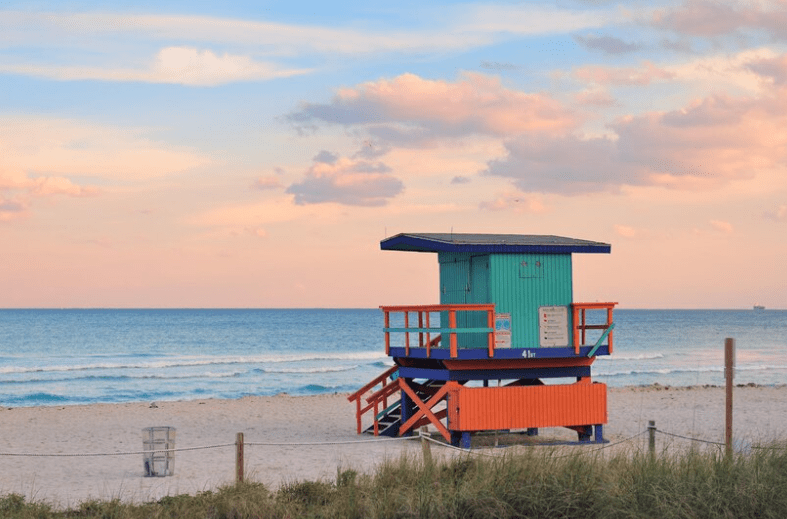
[348,233,616,448]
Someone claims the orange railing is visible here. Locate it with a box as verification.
[381,304,496,358]
[571,302,617,355]
[347,365,398,434]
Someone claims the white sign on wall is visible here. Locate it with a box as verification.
[494,313,511,348]
[539,306,569,347]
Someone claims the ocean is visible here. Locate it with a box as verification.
[1,309,786,407]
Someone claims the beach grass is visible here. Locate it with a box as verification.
[3,442,787,518]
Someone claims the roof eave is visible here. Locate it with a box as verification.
[380,233,611,254]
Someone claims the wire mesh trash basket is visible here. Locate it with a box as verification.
[143,426,176,477]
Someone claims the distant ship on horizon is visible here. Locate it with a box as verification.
[754,304,765,310]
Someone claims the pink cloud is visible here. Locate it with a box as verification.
[574,89,617,107]
[710,219,734,234]
[485,134,628,194]
[1,167,97,220]
[574,61,675,86]
[764,204,787,221]
[287,155,403,206]
[652,0,755,37]
[0,167,31,191]
[251,176,283,190]
[613,92,787,184]
[747,54,787,85]
[0,197,28,222]
[613,225,639,238]
[292,63,787,197]
[30,176,98,197]
[479,193,546,213]
[290,72,580,142]
[486,83,787,194]
[573,34,641,55]
[651,0,787,39]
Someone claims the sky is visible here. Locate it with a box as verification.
[1,0,786,309]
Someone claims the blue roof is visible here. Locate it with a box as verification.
[380,233,611,254]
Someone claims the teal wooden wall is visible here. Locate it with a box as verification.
[489,253,573,349]
[438,252,573,349]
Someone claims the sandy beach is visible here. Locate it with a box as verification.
[2,385,787,508]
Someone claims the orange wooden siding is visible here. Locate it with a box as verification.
[447,383,607,431]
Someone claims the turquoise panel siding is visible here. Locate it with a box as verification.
[489,254,573,349]
[438,253,490,348]
[439,253,470,304]
[466,255,491,348]
[437,252,574,350]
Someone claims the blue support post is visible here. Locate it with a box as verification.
[594,425,604,443]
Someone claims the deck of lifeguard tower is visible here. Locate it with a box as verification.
[348,233,617,448]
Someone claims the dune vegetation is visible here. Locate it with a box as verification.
[3,442,787,518]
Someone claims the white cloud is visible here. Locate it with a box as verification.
[455,5,622,34]
[0,6,620,53]
[0,46,311,86]
[665,48,781,95]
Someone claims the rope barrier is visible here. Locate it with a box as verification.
[654,429,726,447]
[749,444,787,451]
[0,436,418,458]
[245,436,418,447]
[0,443,236,457]
[653,428,787,451]
[0,426,778,458]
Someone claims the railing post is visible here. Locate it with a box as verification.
[607,307,614,353]
[405,312,411,355]
[356,398,362,434]
[572,305,580,354]
[418,312,424,347]
[425,312,431,358]
[384,310,390,355]
[449,310,458,358]
[487,308,494,357]
[373,401,379,436]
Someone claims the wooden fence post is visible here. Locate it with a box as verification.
[236,432,244,484]
[648,420,656,460]
[725,338,735,459]
[420,426,432,466]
